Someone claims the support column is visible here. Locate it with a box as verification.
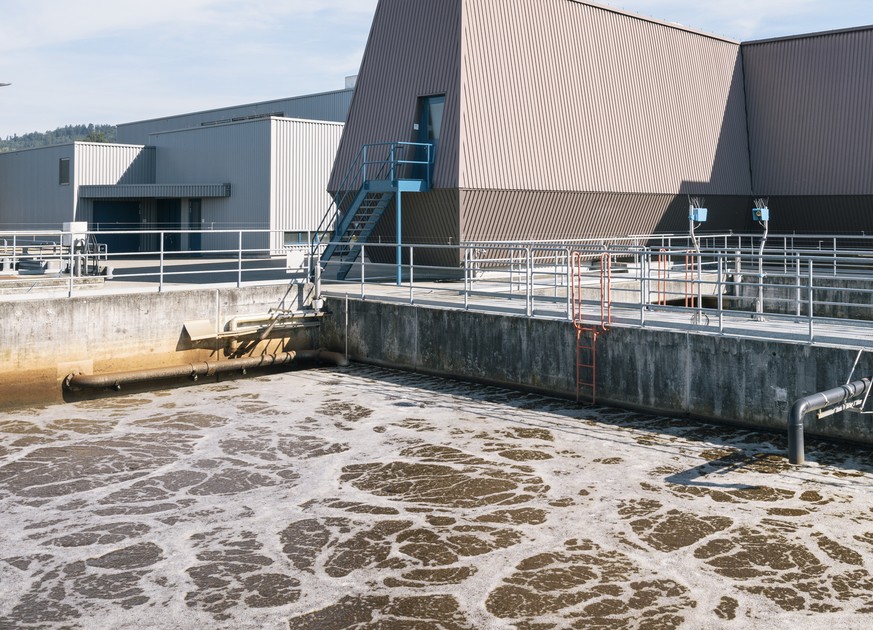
[396,190,403,286]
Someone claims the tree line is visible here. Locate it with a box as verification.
[0,124,117,152]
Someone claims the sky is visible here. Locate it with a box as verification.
[1,0,871,139]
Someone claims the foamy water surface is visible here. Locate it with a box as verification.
[1,365,872,629]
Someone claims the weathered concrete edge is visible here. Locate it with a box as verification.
[0,285,315,408]
[320,297,873,446]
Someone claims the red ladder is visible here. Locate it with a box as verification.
[570,252,612,404]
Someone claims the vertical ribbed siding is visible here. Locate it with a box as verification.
[150,119,273,254]
[459,190,752,241]
[74,143,155,186]
[460,0,752,195]
[762,196,873,234]
[151,119,271,229]
[271,119,344,250]
[0,145,77,228]
[329,0,462,192]
[368,189,461,266]
[744,28,873,196]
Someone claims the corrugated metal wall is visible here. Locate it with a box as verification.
[151,119,272,230]
[760,196,873,234]
[74,143,154,186]
[744,28,873,196]
[459,190,752,241]
[0,145,77,228]
[331,0,754,245]
[150,119,273,254]
[329,0,461,192]
[118,89,354,145]
[460,0,752,195]
[271,118,344,250]
[366,190,460,267]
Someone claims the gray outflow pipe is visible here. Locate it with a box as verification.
[788,378,870,465]
[64,349,348,392]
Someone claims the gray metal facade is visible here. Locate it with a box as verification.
[332,0,756,246]
[329,0,462,192]
[0,143,153,229]
[147,117,343,253]
[118,89,353,145]
[460,0,752,195]
[744,27,873,196]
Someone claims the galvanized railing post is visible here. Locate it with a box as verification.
[808,259,815,342]
[697,249,704,321]
[11,234,16,273]
[67,230,74,298]
[640,249,648,326]
[526,247,533,317]
[795,254,801,317]
[237,231,243,288]
[833,237,837,277]
[509,250,515,295]
[565,248,572,321]
[158,232,165,292]
[409,245,414,305]
[464,248,470,311]
[717,253,724,333]
[360,243,366,299]
[553,249,558,298]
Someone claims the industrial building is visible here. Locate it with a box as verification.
[3,0,873,259]
[0,88,352,253]
[327,0,873,259]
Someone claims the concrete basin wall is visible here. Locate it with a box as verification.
[321,297,873,445]
[730,275,873,320]
[0,285,314,407]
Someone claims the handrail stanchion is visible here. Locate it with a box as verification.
[464,248,470,311]
[159,233,165,293]
[409,245,414,305]
[717,253,724,333]
[808,259,815,342]
[526,247,533,317]
[237,231,243,288]
[640,249,647,326]
[360,243,366,299]
[795,253,802,317]
[566,248,572,321]
[67,229,74,298]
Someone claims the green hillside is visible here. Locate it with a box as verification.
[0,124,117,153]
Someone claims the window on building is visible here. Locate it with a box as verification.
[59,158,70,185]
[283,231,307,248]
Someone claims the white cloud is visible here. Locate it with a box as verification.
[2,0,872,137]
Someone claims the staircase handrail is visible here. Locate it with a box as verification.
[309,141,434,264]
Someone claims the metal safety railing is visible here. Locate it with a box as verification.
[309,142,434,267]
[6,228,873,348]
[0,228,320,298]
[315,238,873,348]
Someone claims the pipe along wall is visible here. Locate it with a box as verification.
[0,284,324,407]
[320,297,873,452]
[4,287,873,461]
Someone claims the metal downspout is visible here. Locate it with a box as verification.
[64,349,349,392]
[788,379,870,465]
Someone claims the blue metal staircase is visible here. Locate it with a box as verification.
[311,142,433,281]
